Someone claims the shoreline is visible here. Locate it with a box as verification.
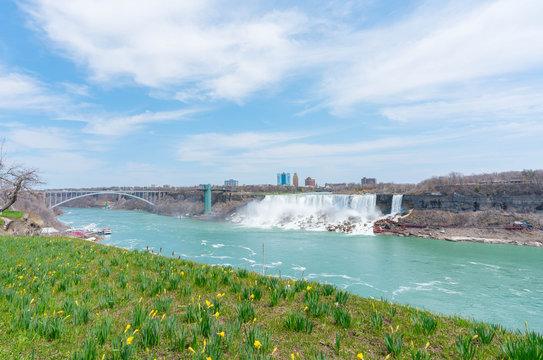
[381,226,543,247]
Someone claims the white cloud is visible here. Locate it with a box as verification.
[320,0,543,112]
[9,128,74,150]
[0,69,66,110]
[23,0,308,102]
[81,108,199,136]
[381,87,543,123]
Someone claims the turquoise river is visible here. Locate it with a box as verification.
[59,207,543,333]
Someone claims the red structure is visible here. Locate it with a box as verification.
[305,177,316,187]
[293,173,299,187]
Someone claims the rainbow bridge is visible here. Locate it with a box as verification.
[44,190,168,209]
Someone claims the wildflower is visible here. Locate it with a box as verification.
[139,297,143,303]
[291,354,295,360]
[161,313,166,321]
[396,325,399,331]
[57,310,64,314]
[214,311,219,319]
[207,358,212,360]
[472,334,478,340]
[385,355,391,359]
[306,286,311,291]
[206,300,213,308]
[30,298,34,304]
[425,342,430,349]
[253,317,257,323]
[304,306,308,311]
[272,347,277,355]
[217,331,225,338]
[201,339,206,354]
[357,353,364,359]
[126,337,134,345]
[254,340,261,349]
[250,294,255,300]
[133,329,139,335]
[188,347,195,353]
[125,324,131,333]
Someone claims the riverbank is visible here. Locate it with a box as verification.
[384,209,543,247]
[2,235,542,359]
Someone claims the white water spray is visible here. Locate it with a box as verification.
[231,194,383,235]
[391,194,403,214]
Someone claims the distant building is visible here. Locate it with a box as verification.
[224,179,239,187]
[305,177,316,187]
[361,177,377,185]
[293,173,299,187]
[277,172,291,185]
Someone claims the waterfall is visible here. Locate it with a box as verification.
[231,194,382,234]
[391,194,403,214]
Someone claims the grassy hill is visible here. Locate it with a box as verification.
[0,235,540,359]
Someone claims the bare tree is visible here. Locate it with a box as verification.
[0,140,42,213]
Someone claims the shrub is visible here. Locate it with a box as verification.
[456,335,476,360]
[384,332,404,357]
[132,303,147,328]
[471,324,495,345]
[371,311,383,329]
[285,311,313,333]
[501,331,543,360]
[335,290,349,305]
[412,312,438,335]
[153,296,172,313]
[236,301,255,323]
[332,307,351,328]
[72,337,97,360]
[141,318,161,348]
[322,284,336,297]
[93,316,113,345]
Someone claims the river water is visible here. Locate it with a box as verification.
[59,207,543,332]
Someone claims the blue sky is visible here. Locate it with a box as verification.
[1,0,542,188]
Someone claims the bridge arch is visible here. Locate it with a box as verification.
[49,191,155,209]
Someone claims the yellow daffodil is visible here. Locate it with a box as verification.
[425,342,430,349]
[253,317,257,323]
[291,354,295,360]
[207,358,212,360]
[306,286,311,291]
[214,311,219,319]
[126,336,134,345]
[133,329,139,335]
[217,331,225,338]
[385,355,391,359]
[254,340,261,349]
[125,324,131,333]
[473,334,478,340]
[188,347,195,353]
[304,306,308,311]
[357,353,364,359]
[272,347,277,355]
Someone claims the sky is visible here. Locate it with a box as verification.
[1,0,542,188]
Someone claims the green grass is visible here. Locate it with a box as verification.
[0,235,541,359]
[0,210,24,219]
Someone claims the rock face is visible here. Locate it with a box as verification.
[402,194,543,213]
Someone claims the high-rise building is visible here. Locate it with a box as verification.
[277,172,291,185]
[224,179,239,187]
[293,173,299,187]
[305,177,316,187]
[361,177,377,185]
